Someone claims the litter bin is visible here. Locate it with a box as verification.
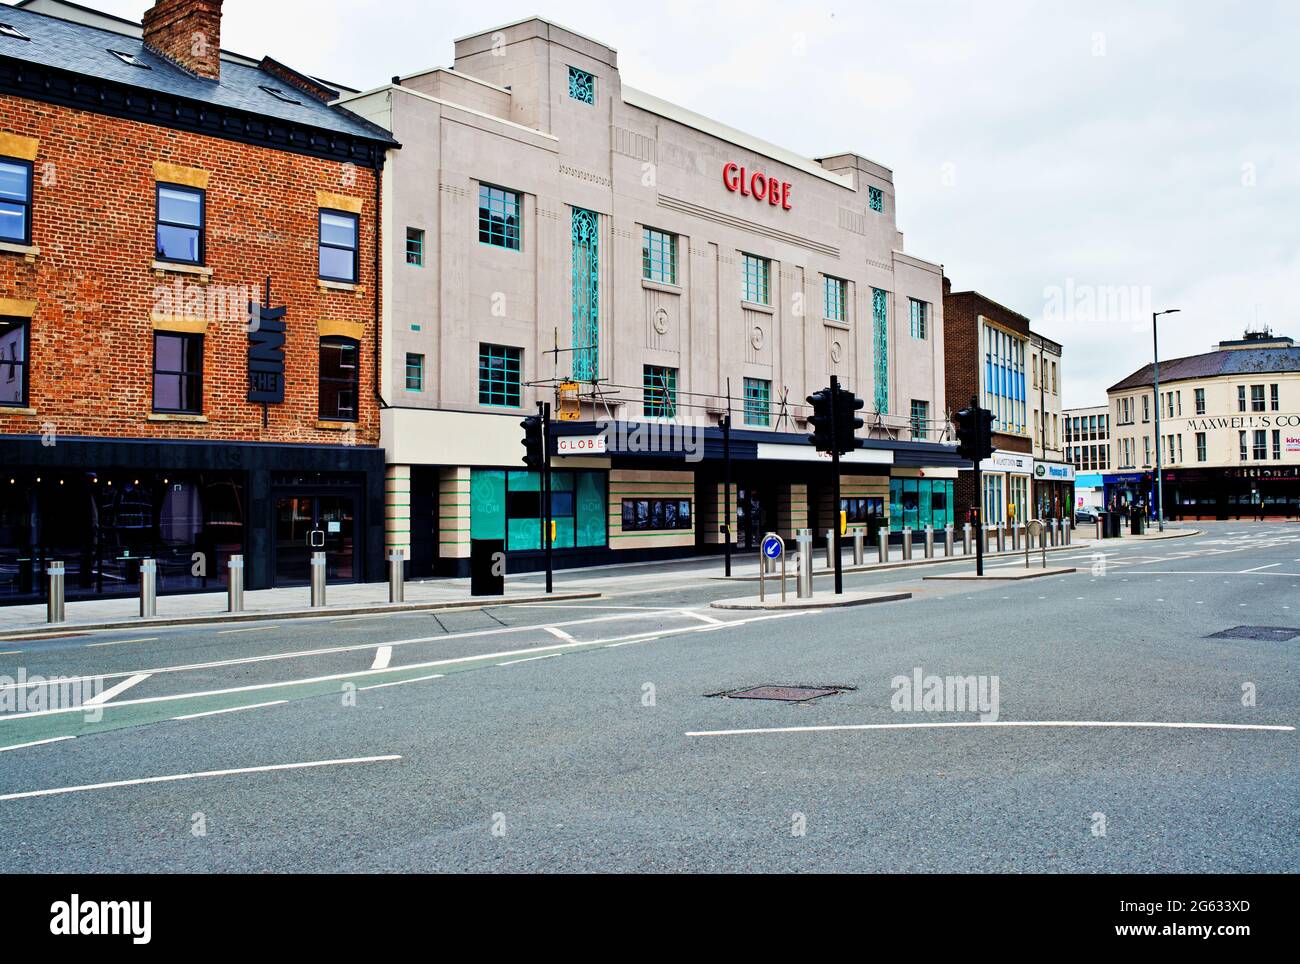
[471,538,505,597]
[1106,512,1123,539]
[1130,511,1144,536]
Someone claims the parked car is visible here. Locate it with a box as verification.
[1074,508,1098,525]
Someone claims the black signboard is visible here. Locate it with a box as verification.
[247,302,287,404]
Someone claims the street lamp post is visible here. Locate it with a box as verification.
[1152,308,1181,532]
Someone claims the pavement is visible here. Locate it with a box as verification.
[0,520,1294,873]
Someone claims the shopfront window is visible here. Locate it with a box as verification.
[889,478,954,531]
[470,469,607,552]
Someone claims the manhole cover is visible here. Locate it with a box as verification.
[712,684,851,702]
[1205,626,1300,641]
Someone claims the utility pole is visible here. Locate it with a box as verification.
[1152,308,1180,532]
[541,400,553,593]
[830,374,843,595]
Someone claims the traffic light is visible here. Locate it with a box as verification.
[955,405,995,463]
[521,414,545,468]
[834,386,864,454]
[807,388,835,453]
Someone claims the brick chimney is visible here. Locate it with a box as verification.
[142,0,223,81]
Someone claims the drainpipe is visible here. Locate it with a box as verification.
[373,154,388,410]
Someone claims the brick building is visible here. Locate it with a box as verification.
[0,0,398,604]
[942,278,1036,527]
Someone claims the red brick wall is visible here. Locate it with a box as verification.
[0,95,380,448]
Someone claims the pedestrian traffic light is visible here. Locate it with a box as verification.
[955,404,995,463]
[521,414,545,468]
[834,386,864,454]
[807,388,835,453]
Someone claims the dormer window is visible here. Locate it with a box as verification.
[109,49,151,69]
[0,23,32,41]
[259,85,301,105]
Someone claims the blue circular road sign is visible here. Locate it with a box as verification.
[762,535,784,559]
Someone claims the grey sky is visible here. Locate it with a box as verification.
[46,0,1300,406]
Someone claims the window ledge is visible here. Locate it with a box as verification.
[641,278,681,295]
[152,261,212,280]
[316,420,358,430]
[318,279,364,295]
[0,241,40,262]
[741,300,775,315]
[823,318,850,331]
[0,406,37,416]
[148,413,208,423]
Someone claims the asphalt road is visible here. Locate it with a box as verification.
[0,520,1296,872]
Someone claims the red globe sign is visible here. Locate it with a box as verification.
[723,162,792,210]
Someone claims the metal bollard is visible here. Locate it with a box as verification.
[1040,525,1049,550]
[852,529,865,566]
[139,557,157,618]
[924,526,934,559]
[944,525,954,556]
[1065,519,1073,545]
[962,523,971,555]
[1050,520,1059,547]
[1010,523,1020,551]
[824,529,836,570]
[983,527,992,553]
[228,555,244,613]
[878,528,889,564]
[902,527,913,560]
[310,551,327,608]
[796,532,813,598]
[995,525,1006,553]
[46,561,65,624]
[388,549,405,603]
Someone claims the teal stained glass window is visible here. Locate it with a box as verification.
[479,343,521,407]
[824,275,847,322]
[872,287,888,413]
[568,66,595,104]
[572,207,599,381]
[643,365,677,418]
[642,227,677,284]
[406,227,424,265]
[868,186,884,212]
[405,352,423,391]
[742,253,769,305]
[744,378,770,426]
[478,184,520,250]
[909,298,927,339]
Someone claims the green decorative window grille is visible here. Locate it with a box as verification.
[571,207,599,381]
[868,186,884,212]
[478,184,521,250]
[910,399,929,439]
[742,253,770,305]
[909,298,927,339]
[479,343,522,407]
[744,377,771,427]
[643,365,677,418]
[642,227,677,284]
[568,66,595,104]
[824,275,847,322]
[405,227,424,265]
[872,287,889,414]
[405,352,424,391]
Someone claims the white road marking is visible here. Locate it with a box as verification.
[0,736,76,753]
[172,701,288,721]
[681,610,724,625]
[497,653,561,667]
[370,646,393,670]
[86,638,158,648]
[544,627,576,643]
[0,755,402,802]
[84,674,150,706]
[1241,564,1282,572]
[686,720,1297,738]
[216,627,270,635]
[359,674,445,691]
[0,609,702,693]
[0,612,811,722]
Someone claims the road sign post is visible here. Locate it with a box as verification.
[760,533,786,603]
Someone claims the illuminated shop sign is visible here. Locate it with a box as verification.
[722,162,792,210]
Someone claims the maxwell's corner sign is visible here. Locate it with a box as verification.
[723,162,792,210]
[247,300,287,404]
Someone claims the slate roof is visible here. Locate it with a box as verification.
[0,3,395,147]
[1108,345,1300,392]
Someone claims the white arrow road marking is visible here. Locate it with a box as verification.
[0,755,402,802]
[84,674,150,706]
[544,627,576,642]
[686,721,1297,738]
[370,646,393,670]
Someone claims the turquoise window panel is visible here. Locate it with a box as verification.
[868,186,884,212]
[576,471,607,547]
[744,377,771,427]
[742,253,770,305]
[872,288,889,414]
[470,470,506,540]
[508,470,540,492]
[572,207,599,381]
[568,66,595,104]
[509,518,541,551]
